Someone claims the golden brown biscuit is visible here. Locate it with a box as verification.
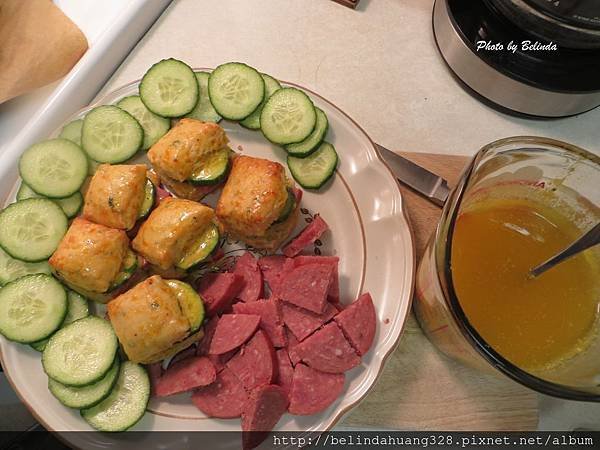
[216,156,289,240]
[132,197,215,270]
[83,164,147,230]
[49,218,129,293]
[107,275,191,364]
[148,118,228,182]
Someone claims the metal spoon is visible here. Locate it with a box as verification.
[529,222,600,278]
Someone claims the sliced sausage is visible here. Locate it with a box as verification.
[191,367,249,419]
[293,255,340,303]
[208,349,237,373]
[232,252,263,302]
[334,292,376,356]
[285,328,302,366]
[197,272,245,316]
[155,356,216,397]
[233,299,286,347]
[196,316,218,356]
[167,345,197,369]
[295,322,360,373]
[282,214,329,257]
[275,349,294,399]
[147,362,163,397]
[281,301,337,342]
[257,255,288,296]
[209,314,261,355]
[288,364,345,416]
[242,384,289,450]
[278,263,334,314]
[226,330,277,391]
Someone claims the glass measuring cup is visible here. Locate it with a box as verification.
[414,136,600,400]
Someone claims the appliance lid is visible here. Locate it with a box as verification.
[523,0,600,31]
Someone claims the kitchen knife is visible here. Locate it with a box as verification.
[376,143,450,206]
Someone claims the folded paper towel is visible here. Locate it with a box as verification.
[0,0,88,104]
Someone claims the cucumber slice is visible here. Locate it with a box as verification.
[59,120,83,146]
[82,105,143,163]
[166,280,205,332]
[31,290,90,352]
[260,88,317,145]
[19,139,88,198]
[88,159,101,176]
[0,274,67,343]
[285,107,329,157]
[49,358,119,409]
[109,250,138,290]
[189,147,230,185]
[81,361,150,432]
[184,72,222,123]
[138,179,156,219]
[208,62,265,120]
[274,188,296,224]
[43,316,118,387]
[0,247,51,286]
[17,183,83,218]
[287,142,338,189]
[117,95,171,150]
[240,73,282,130]
[0,199,67,262]
[176,223,220,270]
[139,58,198,117]
[63,290,90,324]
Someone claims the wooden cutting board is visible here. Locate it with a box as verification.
[342,152,539,431]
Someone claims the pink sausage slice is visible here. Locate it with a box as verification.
[295,322,361,373]
[334,292,376,356]
[285,328,302,366]
[197,272,245,316]
[281,301,337,342]
[278,263,334,314]
[146,362,163,397]
[242,385,289,450]
[232,252,263,302]
[226,330,277,391]
[209,314,261,355]
[196,316,218,356]
[282,214,329,257]
[167,345,197,369]
[293,255,340,303]
[233,299,286,347]
[288,364,345,416]
[275,349,294,399]
[191,367,249,419]
[155,356,216,397]
[257,255,288,296]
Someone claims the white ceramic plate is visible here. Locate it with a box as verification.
[0,75,415,449]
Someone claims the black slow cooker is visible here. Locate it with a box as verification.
[433,0,600,118]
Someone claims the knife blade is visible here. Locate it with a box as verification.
[376,143,450,206]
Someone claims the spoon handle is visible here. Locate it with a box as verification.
[530,222,600,278]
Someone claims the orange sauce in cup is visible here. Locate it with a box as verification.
[451,197,599,371]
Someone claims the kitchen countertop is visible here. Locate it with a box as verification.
[2,0,600,433]
[101,0,600,158]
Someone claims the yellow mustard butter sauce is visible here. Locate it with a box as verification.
[451,195,600,371]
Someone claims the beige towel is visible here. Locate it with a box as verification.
[0,0,88,104]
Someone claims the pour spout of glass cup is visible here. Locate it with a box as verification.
[529,222,600,278]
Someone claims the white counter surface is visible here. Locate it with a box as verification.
[102,0,600,157]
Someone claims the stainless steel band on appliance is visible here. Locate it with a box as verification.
[433,0,600,117]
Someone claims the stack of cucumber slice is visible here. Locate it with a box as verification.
[61,59,337,189]
[205,61,338,189]
[41,316,150,431]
